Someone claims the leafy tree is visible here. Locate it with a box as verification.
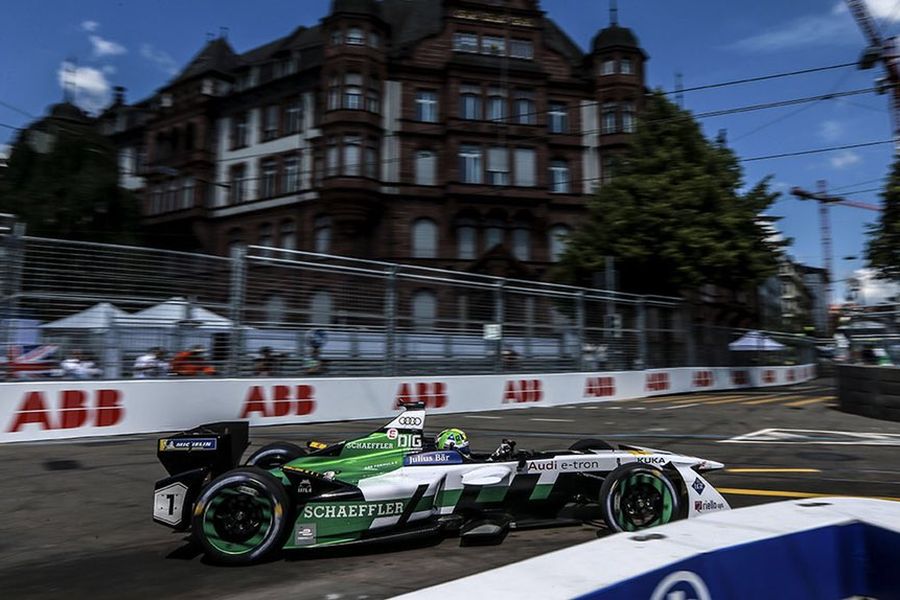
[556,91,783,296]
[865,158,900,281]
[0,120,140,244]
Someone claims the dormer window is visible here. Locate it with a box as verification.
[347,27,365,45]
[621,58,634,74]
[453,32,479,53]
[482,36,506,56]
[601,58,616,75]
[331,30,343,45]
[368,31,380,48]
[510,39,533,59]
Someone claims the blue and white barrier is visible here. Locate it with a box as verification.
[393,497,900,600]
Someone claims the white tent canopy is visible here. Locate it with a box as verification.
[123,297,233,329]
[41,302,130,329]
[728,330,786,351]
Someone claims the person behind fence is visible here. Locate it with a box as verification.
[254,346,278,377]
[305,346,325,375]
[501,344,520,369]
[60,349,101,379]
[133,347,167,378]
[171,345,216,377]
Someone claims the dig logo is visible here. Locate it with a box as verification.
[7,389,123,433]
[394,382,447,409]
[584,377,615,398]
[503,379,543,403]
[692,371,713,388]
[645,372,670,392]
[240,385,316,418]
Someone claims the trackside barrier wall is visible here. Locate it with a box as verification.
[393,497,900,600]
[0,364,815,443]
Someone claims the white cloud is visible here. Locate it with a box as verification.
[57,61,112,114]
[732,11,855,52]
[860,0,900,23]
[80,20,99,32]
[830,149,863,169]
[141,43,179,75]
[854,268,899,304]
[0,144,10,160]
[820,120,844,142]
[102,65,117,75]
[90,34,127,58]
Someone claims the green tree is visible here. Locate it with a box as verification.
[0,122,140,244]
[865,158,900,281]
[556,91,783,296]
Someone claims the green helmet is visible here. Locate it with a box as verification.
[435,428,469,454]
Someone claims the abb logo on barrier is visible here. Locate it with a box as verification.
[645,372,670,392]
[692,371,713,388]
[731,370,749,385]
[240,385,315,418]
[763,370,776,384]
[584,377,615,398]
[7,389,123,433]
[503,379,543,403]
[394,382,448,409]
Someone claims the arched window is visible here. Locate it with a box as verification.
[310,291,332,325]
[412,218,438,258]
[456,218,477,260]
[280,220,297,251]
[314,215,332,254]
[512,221,531,261]
[415,150,437,185]
[485,217,505,250]
[549,224,571,262]
[412,290,437,331]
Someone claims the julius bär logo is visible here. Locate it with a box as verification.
[584,376,615,398]
[692,371,713,388]
[646,372,670,392]
[394,382,447,409]
[503,379,543,403]
[240,385,315,418]
[7,389,123,433]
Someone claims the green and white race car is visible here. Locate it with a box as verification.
[152,403,730,564]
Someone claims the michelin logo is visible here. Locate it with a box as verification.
[158,437,217,452]
[404,451,463,466]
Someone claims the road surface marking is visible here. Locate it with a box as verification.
[656,403,699,410]
[721,428,900,445]
[530,418,574,422]
[718,487,900,502]
[742,394,799,405]
[465,415,503,420]
[725,468,821,474]
[581,406,601,410]
[784,395,835,407]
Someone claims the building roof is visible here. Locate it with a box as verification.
[168,37,240,86]
[543,18,585,66]
[48,101,90,123]
[592,24,645,56]
[331,0,381,17]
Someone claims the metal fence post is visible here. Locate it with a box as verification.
[575,290,585,371]
[637,297,647,370]
[494,280,505,373]
[683,302,696,368]
[1,223,25,381]
[227,246,247,377]
[384,266,397,376]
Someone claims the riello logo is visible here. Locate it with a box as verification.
[394,382,447,409]
[646,372,670,392]
[503,379,543,403]
[692,371,713,388]
[240,385,315,418]
[584,376,615,398]
[7,389,123,433]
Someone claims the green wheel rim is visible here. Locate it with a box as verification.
[611,471,675,532]
[201,484,276,556]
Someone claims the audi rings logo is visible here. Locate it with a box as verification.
[398,416,422,426]
[650,571,711,600]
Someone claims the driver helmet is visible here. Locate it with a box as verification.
[435,428,469,455]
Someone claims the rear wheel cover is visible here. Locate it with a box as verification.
[601,464,679,532]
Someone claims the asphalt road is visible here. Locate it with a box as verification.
[4,377,900,599]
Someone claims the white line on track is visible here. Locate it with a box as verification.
[581,406,601,410]
[530,418,575,422]
[465,415,503,419]
[655,403,699,410]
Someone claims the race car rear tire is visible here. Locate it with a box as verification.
[569,439,614,452]
[599,462,681,533]
[245,442,307,469]
[193,467,291,565]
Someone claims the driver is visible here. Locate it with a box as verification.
[435,428,470,455]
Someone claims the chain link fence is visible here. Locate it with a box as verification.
[0,232,816,380]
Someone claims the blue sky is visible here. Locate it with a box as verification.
[0,0,897,300]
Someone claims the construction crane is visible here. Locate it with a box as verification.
[845,0,900,148]
[790,181,882,304]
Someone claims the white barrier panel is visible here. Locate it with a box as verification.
[391,497,900,600]
[0,364,816,443]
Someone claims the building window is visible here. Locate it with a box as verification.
[283,154,301,193]
[487,146,509,185]
[512,223,531,262]
[166,180,178,212]
[412,290,437,331]
[232,112,248,148]
[412,218,438,259]
[310,291,332,325]
[284,99,303,134]
[347,27,365,45]
[622,102,636,133]
[343,134,362,176]
[367,78,381,113]
[601,58,616,75]
[326,137,339,176]
[482,36,506,55]
[258,223,273,248]
[280,220,297,251]
[621,57,634,75]
[344,73,363,110]
[514,148,536,187]
[227,228,244,257]
[365,138,378,178]
[369,31,381,48]
[602,102,618,134]
[548,102,567,134]
[262,105,279,141]
[328,75,340,110]
[415,150,437,185]
[331,30,343,45]
[416,90,439,122]
[230,164,247,204]
[487,87,506,122]
[460,85,481,120]
[454,32,479,53]
[514,90,536,125]
[601,155,615,184]
[548,224,571,262]
[456,219,477,260]
[510,39,534,59]
[485,218,504,250]
[459,144,482,184]
[261,158,277,198]
[550,160,569,193]
[150,186,162,214]
[314,216,332,254]
[180,177,195,209]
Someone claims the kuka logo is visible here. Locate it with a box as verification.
[731,370,749,385]
[7,389,123,433]
[503,379,543,403]
[394,382,448,409]
[692,371,713,388]
[584,376,615,398]
[240,385,315,418]
[763,370,776,384]
[646,372,670,392]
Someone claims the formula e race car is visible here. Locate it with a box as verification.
[152,404,730,564]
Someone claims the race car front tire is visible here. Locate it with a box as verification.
[599,462,681,533]
[245,442,307,469]
[192,467,291,565]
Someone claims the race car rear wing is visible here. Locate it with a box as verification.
[157,421,249,478]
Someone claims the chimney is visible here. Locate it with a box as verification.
[113,86,126,105]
